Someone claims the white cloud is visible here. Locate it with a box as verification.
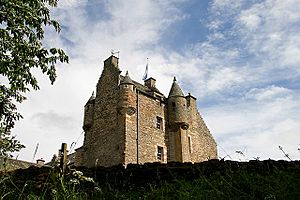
[239,13,261,30]
[206,67,244,93]
[205,85,300,161]
[32,111,77,131]
[245,85,292,101]
[234,0,300,71]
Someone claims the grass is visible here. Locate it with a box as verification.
[98,166,299,199]
[1,160,299,199]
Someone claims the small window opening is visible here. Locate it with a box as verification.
[157,146,163,160]
[172,102,176,111]
[187,99,190,107]
[188,136,192,154]
[156,116,162,129]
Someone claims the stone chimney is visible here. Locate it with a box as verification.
[144,77,156,88]
[104,55,119,68]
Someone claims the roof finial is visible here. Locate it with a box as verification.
[125,70,129,76]
[173,76,177,82]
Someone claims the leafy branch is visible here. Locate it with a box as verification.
[0,0,69,157]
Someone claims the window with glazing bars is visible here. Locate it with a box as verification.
[157,146,163,160]
[156,116,162,129]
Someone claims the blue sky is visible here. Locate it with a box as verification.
[12,0,300,162]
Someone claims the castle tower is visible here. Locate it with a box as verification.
[118,71,138,164]
[83,92,95,132]
[167,77,190,162]
[118,71,136,115]
[77,55,125,167]
[81,92,95,157]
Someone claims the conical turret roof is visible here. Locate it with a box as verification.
[88,91,95,101]
[168,77,184,97]
[85,91,95,106]
[120,71,134,85]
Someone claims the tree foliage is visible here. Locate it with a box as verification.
[0,0,69,157]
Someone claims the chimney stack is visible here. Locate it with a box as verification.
[144,77,156,88]
[104,55,119,68]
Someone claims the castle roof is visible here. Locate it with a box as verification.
[120,75,164,100]
[88,91,95,101]
[120,71,134,85]
[85,92,95,106]
[168,77,184,97]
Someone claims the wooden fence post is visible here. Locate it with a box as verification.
[59,143,67,175]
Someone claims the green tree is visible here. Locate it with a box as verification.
[0,0,69,157]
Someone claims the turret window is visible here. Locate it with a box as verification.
[156,116,162,129]
[172,102,176,111]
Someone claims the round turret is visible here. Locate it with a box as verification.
[118,71,136,115]
[167,77,189,130]
[83,92,95,131]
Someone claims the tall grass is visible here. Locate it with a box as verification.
[1,160,299,199]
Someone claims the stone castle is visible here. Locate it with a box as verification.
[75,55,217,167]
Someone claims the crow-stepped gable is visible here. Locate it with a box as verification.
[75,55,217,167]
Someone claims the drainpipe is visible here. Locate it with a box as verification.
[136,90,139,164]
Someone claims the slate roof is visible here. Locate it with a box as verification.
[168,77,184,97]
[120,71,134,85]
[120,75,165,100]
[85,92,95,106]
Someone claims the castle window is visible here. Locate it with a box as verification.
[172,102,176,111]
[187,99,190,107]
[188,136,192,154]
[157,146,163,160]
[156,116,162,129]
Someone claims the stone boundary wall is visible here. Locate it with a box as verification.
[76,159,300,188]
[2,159,299,193]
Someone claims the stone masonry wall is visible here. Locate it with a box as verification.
[125,92,167,165]
[186,99,218,162]
[121,86,137,165]
[83,57,124,167]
